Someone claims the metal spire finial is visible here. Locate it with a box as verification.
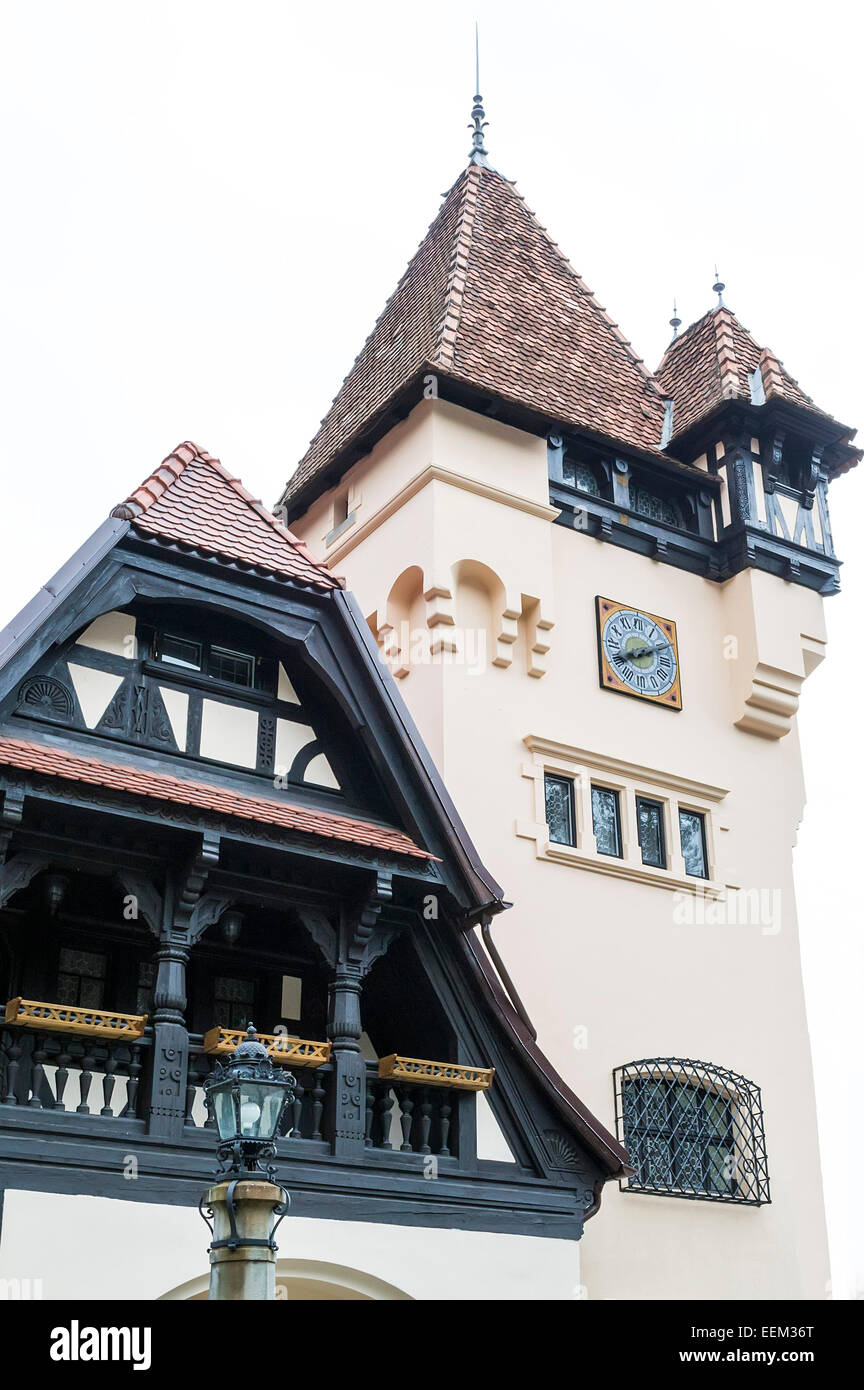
[469,22,490,167]
[669,299,682,339]
[713,266,726,307]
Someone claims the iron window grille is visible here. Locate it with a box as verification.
[614,1058,770,1206]
[636,796,666,868]
[591,785,622,857]
[544,773,576,846]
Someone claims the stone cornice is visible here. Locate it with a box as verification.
[324,464,559,566]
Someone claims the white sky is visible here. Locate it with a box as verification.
[0,1,861,1296]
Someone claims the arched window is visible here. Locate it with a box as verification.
[613,1058,770,1205]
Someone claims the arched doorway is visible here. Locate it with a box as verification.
[160,1259,413,1301]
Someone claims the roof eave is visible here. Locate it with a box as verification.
[666,393,860,474]
[279,369,711,525]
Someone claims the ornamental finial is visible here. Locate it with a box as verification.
[669,299,682,339]
[469,22,490,167]
[713,266,726,307]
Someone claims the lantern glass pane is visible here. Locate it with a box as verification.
[212,1086,239,1141]
[238,1081,284,1140]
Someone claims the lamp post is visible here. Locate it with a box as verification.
[199,1023,296,1300]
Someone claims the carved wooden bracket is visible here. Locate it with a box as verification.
[173,830,221,931]
[342,868,395,973]
[187,890,236,944]
[297,868,398,978]
[113,871,164,937]
[0,853,49,911]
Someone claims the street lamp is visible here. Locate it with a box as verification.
[200,1024,296,1299]
[202,1022,296,1178]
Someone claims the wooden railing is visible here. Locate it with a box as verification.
[378,1055,493,1090]
[185,1034,332,1138]
[0,1003,488,1168]
[4,998,147,1039]
[202,1026,330,1068]
[0,1023,150,1117]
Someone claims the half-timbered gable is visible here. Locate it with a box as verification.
[0,442,628,1253]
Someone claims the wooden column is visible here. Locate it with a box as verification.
[299,868,398,1160]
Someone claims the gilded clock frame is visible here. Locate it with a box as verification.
[595,596,683,711]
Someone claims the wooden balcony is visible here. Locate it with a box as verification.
[0,1003,488,1167]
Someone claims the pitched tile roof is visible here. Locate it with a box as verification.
[113,442,341,589]
[281,164,669,507]
[656,306,838,440]
[0,736,431,860]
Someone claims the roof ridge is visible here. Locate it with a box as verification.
[493,169,667,404]
[655,305,720,374]
[297,168,472,464]
[112,443,340,589]
[714,306,742,402]
[433,165,481,370]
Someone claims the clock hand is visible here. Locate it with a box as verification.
[625,640,673,661]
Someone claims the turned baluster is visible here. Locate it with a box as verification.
[375,1084,394,1149]
[77,1043,96,1114]
[29,1033,49,1108]
[54,1043,72,1111]
[1,1033,22,1105]
[397,1084,414,1152]
[364,1079,376,1146]
[417,1086,433,1155]
[203,1058,217,1127]
[124,1044,143,1119]
[310,1072,325,1140]
[185,1053,202,1124]
[101,1046,119,1116]
[289,1083,304,1139]
[437,1092,452,1157]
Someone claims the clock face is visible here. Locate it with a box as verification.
[596,597,682,709]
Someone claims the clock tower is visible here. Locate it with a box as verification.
[277,98,858,1298]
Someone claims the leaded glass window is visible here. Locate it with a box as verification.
[614,1058,771,1205]
[57,947,107,1009]
[591,786,621,857]
[632,487,682,528]
[213,975,256,1030]
[544,774,575,846]
[636,797,665,868]
[680,809,708,878]
[562,456,601,496]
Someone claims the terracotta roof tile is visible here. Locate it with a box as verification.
[114,443,341,589]
[0,736,431,860]
[281,165,669,507]
[656,306,837,439]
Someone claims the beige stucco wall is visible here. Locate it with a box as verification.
[0,1189,581,1301]
[290,397,831,1300]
